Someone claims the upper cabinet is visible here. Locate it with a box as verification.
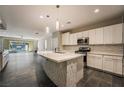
[69,33,77,45]
[72,33,77,45]
[89,29,96,44]
[89,28,103,44]
[62,32,77,45]
[62,23,123,45]
[62,32,70,45]
[95,28,104,44]
[103,25,113,44]
[112,24,123,44]
[103,23,123,44]
[82,31,89,37]
[76,32,83,39]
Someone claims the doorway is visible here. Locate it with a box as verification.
[9,41,29,53]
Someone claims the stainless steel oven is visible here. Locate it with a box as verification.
[77,37,89,45]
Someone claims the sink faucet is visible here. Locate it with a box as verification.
[55,47,59,53]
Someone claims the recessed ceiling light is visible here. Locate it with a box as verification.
[40,15,44,19]
[66,21,71,24]
[35,32,39,34]
[94,9,100,13]
[46,26,50,33]
[46,15,50,18]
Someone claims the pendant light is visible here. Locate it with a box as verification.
[56,5,60,31]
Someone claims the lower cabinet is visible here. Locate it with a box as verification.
[0,50,9,72]
[87,54,102,69]
[103,56,122,75]
[103,56,114,72]
[87,54,123,75]
[113,59,122,75]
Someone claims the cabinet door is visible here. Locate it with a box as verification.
[87,54,103,69]
[95,28,104,44]
[94,55,103,69]
[113,57,123,75]
[65,32,70,45]
[62,32,70,45]
[89,29,96,44]
[112,24,122,44]
[62,33,66,45]
[103,56,114,72]
[103,26,113,44]
[73,33,77,45]
[69,34,73,45]
[76,32,83,39]
[69,33,78,45]
[82,31,89,37]
[87,54,95,67]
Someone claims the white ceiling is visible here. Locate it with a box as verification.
[0,5,124,39]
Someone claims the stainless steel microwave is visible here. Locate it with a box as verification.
[77,37,89,45]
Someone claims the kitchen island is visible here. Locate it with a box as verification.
[38,51,84,87]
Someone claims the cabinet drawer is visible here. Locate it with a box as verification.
[103,56,123,75]
[103,60,114,72]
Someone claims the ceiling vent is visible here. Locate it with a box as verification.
[0,17,7,30]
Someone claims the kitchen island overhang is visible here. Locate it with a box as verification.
[38,51,84,87]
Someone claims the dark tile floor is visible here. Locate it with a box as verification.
[0,52,124,87]
[77,68,124,87]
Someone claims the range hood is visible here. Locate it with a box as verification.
[0,17,7,30]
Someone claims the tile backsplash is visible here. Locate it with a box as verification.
[63,44,123,55]
[90,45,123,54]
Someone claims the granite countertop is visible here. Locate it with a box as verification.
[88,51,123,57]
[37,51,84,63]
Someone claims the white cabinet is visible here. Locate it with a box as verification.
[69,34,73,45]
[62,32,70,45]
[89,28,103,44]
[88,23,123,45]
[87,54,123,75]
[112,24,123,44]
[76,32,83,39]
[113,56,123,75]
[103,55,123,74]
[62,33,66,45]
[87,54,95,67]
[72,33,77,45]
[103,23,123,44]
[62,23,123,45]
[87,54,103,69]
[95,28,104,44]
[0,50,9,72]
[94,55,103,69]
[69,33,77,45]
[103,56,114,72]
[69,31,89,45]
[89,29,96,44]
[82,31,89,37]
[103,26,113,44]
